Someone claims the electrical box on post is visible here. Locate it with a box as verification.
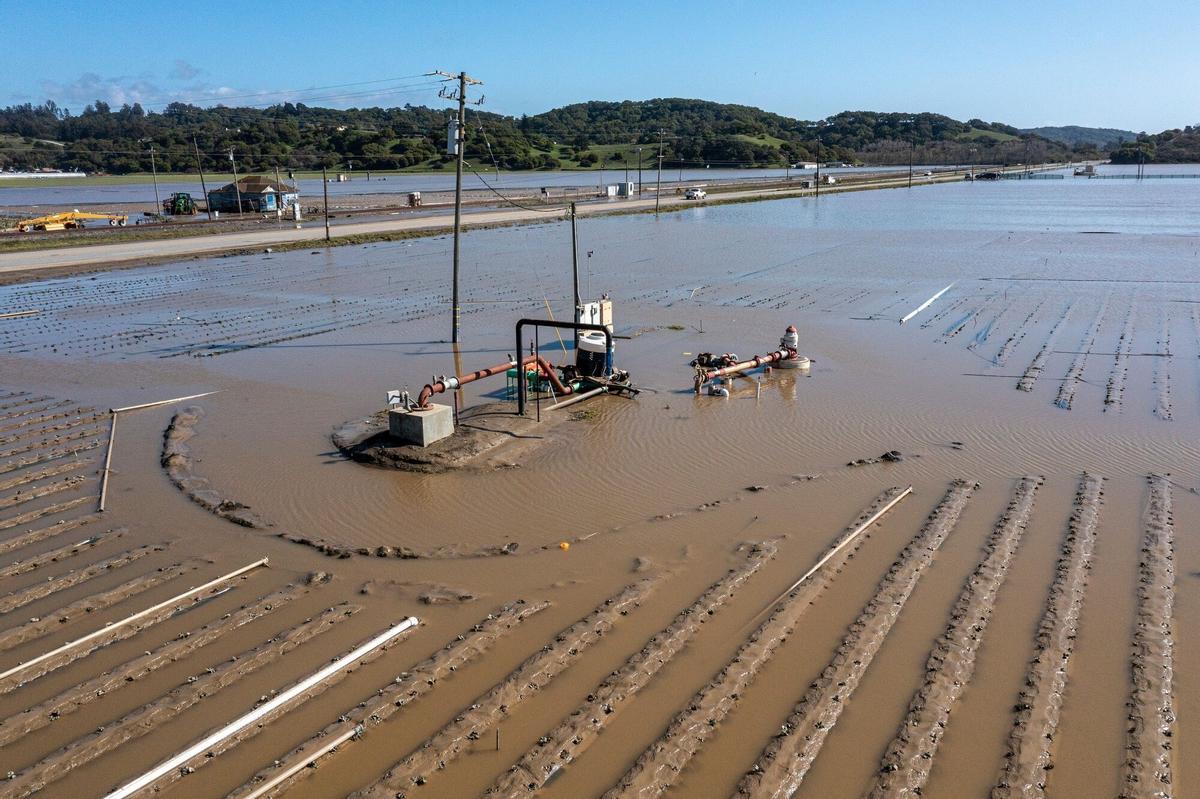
[447,119,459,155]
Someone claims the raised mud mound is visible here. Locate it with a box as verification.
[332,401,565,473]
[162,406,268,528]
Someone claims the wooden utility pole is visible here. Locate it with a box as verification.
[192,136,212,220]
[655,129,665,215]
[321,166,330,241]
[815,133,821,198]
[229,147,243,216]
[432,70,484,344]
[149,145,160,212]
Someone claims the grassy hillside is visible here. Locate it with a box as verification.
[1021,125,1136,148]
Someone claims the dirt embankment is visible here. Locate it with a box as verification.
[993,472,1103,799]
[868,476,1041,797]
[232,600,548,798]
[1119,474,1176,799]
[162,406,268,528]
[486,543,778,797]
[352,575,667,798]
[734,479,977,799]
[603,489,908,799]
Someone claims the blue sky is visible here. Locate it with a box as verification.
[2,0,1195,132]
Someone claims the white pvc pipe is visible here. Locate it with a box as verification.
[0,558,268,684]
[547,386,606,410]
[751,486,913,624]
[104,616,420,799]
[900,283,955,324]
[240,725,361,799]
[110,391,218,414]
[98,412,116,512]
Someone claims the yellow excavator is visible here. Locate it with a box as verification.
[16,211,128,232]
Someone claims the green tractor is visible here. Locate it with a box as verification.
[162,193,198,215]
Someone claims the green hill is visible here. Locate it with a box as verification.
[1110,126,1200,163]
[0,97,1093,175]
[1020,125,1136,149]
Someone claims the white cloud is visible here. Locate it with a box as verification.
[39,72,163,108]
[169,60,203,81]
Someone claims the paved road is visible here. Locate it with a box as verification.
[0,168,1040,276]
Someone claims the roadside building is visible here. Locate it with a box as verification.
[207,176,298,213]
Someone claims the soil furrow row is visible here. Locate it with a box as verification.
[0,575,316,746]
[993,472,1104,799]
[0,497,92,532]
[0,397,52,415]
[351,575,667,799]
[733,479,977,799]
[1054,296,1109,409]
[919,295,970,330]
[0,558,228,693]
[1119,474,1176,799]
[0,475,87,511]
[1153,314,1172,420]
[0,527,113,582]
[0,550,185,655]
[988,295,1046,364]
[867,476,1041,797]
[102,610,400,798]
[0,410,100,436]
[1105,303,1138,410]
[0,401,71,423]
[1016,302,1073,390]
[0,429,102,462]
[0,440,103,476]
[0,542,158,616]
[0,461,88,494]
[602,489,907,799]
[0,418,102,448]
[0,603,359,799]
[231,599,549,799]
[939,293,999,342]
[0,512,99,557]
[486,543,778,797]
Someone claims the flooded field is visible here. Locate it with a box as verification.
[0,176,1196,798]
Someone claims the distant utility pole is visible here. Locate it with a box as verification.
[192,136,212,220]
[637,147,644,196]
[148,145,160,212]
[814,131,821,197]
[322,166,330,241]
[655,129,665,215]
[908,140,914,188]
[431,69,484,344]
[229,147,243,215]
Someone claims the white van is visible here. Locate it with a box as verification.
[685,188,707,200]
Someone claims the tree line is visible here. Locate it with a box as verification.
[0,97,1095,175]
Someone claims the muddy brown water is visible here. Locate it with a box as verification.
[0,181,1197,798]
